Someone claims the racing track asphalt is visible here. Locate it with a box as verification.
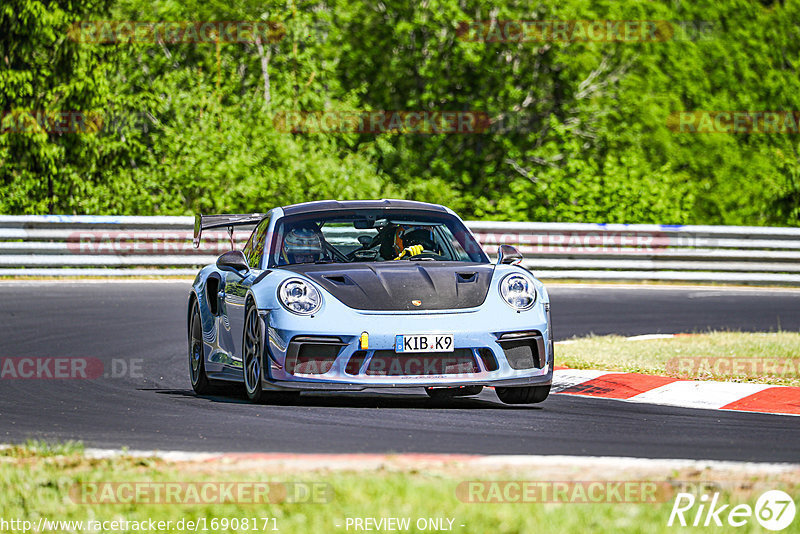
[0,281,798,462]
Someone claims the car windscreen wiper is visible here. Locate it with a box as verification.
[409,256,436,261]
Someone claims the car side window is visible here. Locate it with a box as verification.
[243,217,270,269]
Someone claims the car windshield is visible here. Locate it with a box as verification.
[269,210,488,267]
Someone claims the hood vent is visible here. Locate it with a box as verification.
[322,274,352,285]
[456,272,477,283]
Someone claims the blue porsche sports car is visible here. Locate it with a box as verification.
[189,199,552,404]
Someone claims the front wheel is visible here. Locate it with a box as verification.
[242,303,301,404]
[242,303,268,402]
[189,300,213,395]
[495,385,550,404]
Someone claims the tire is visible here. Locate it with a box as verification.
[240,303,302,404]
[242,302,268,403]
[425,385,483,399]
[495,385,550,404]
[189,300,213,395]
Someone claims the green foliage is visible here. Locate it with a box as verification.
[1,0,799,225]
[333,0,800,225]
[0,0,113,213]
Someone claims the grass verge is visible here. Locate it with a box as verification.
[1,444,799,534]
[557,332,800,386]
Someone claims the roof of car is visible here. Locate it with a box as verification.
[280,199,451,216]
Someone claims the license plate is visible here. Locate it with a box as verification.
[395,334,454,353]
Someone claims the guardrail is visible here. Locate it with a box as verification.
[1,215,800,284]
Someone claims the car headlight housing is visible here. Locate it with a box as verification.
[499,273,537,311]
[278,278,322,315]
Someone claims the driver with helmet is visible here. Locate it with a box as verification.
[385,226,438,260]
[281,226,325,264]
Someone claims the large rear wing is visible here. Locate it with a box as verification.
[193,213,267,249]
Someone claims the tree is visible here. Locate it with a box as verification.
[0,0,113,214]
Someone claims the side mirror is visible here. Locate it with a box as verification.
[496,244,523,265]
[217,250,250,277]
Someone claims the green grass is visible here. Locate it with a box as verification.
[0,439,84,458]
[1,445,798,534]
[557,332,800,386]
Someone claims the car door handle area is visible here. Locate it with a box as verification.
[218,291,226,300]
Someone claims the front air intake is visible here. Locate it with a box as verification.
[477,348,499,372]
[497,331,546,370]
[345,351,368,375]
[285,336,346,375]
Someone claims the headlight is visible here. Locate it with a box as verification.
[499,273,536,311]
[278,278,322,315]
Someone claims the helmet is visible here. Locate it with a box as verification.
[392,226,436,256]
[282,226,323,264]
[380,224,437,259]
[401,228,436,252]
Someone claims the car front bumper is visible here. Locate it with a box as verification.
[260,303,553,391]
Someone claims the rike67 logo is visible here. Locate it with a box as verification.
[668,490,796,531]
